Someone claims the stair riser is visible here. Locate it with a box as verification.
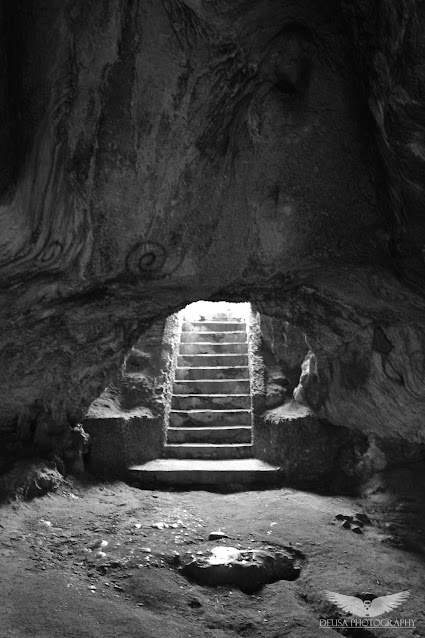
[167,427,252,444]
[178,355,249,367]
[172,395,250,410]
[179,343,247,355]
[170,410,251,427]
[180,332,247,344]
[182,322,245,332]
[175,367,249,380]
[129,469,279,487]
[164,445,253,460]
[174,380,250,395]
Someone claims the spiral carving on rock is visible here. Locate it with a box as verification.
[126,241,167,277]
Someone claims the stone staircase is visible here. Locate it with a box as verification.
[129,304,279,487]
[166,315,253,459]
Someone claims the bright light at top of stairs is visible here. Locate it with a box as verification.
[183,301,250,321]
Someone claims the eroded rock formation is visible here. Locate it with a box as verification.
[1,0,425,460]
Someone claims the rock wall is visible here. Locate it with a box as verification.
[0,0,425,460]
[254,400,372,492]
[83,313,180,475]
[259,314,308,408]
[294,323,425,443]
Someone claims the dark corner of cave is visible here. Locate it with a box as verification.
[0,1,424,636]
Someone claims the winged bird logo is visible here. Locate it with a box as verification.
[325,590,410,618]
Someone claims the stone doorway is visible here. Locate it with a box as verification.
[129,301,280,487]
[83,301,280,485]
[166,301,253,459]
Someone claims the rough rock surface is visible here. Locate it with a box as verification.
[254,400,373,491]
[260,316,308,389]
[293,323,425,442]
[0,459,64,501]
[1,0,425,457]
[83,314,180,474]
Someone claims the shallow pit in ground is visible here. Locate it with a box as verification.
[178,544,304,593]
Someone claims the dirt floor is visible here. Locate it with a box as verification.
[1,466,425,638]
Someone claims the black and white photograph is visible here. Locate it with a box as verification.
[0,1,424,636]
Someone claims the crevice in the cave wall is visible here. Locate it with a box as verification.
[82,312,181,476]
[259,314,309,400]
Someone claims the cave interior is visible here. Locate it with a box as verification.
[1,0,425,635]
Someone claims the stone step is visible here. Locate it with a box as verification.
[182,321,245,332]
[180,331,247,344]
[175,366,250,381]
[129,459,280,487]
[183,314,245,322]
[163,443,253,460]
[179,342,248,355]
[178,354,249,367]
[171,394,251,410]
[167,426,252,444]
[173,379,250,395]
[169,409,251,427]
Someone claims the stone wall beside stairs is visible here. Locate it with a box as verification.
[253,400,376,492]
[248,306,266,451]
[83,313,181,476]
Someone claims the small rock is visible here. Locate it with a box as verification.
[140,547,152,553]
[352,526,363,534]
[90,539,108,550]
[208,531,228,541]
[342,521,351,530]
[152,522,166,530]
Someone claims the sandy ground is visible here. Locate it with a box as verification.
[1,466,425,638]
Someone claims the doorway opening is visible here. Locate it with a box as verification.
[165,301,254,459]
[128,300,279,487]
